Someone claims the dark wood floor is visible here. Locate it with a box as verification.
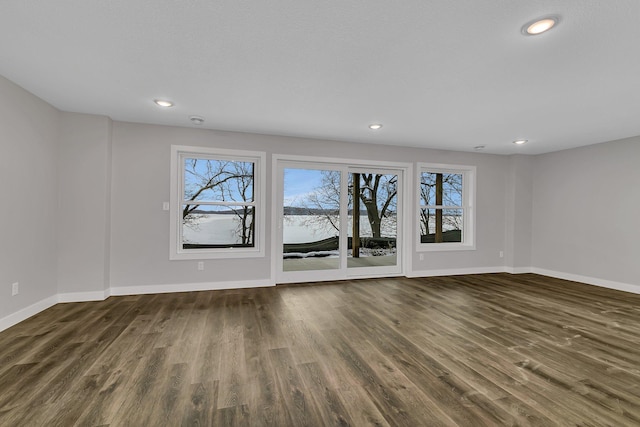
[1,273,640,426]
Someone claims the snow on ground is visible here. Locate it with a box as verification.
[183,215,243,244]
[184,214,428,247]
[283,247,397,259]
[283,215,396,243]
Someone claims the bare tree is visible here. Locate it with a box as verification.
[299,171,397,239]
[224,161,254,245]
[419,172,462,242]
[302,170,341,233]
[183,159,254,245]
[355,173,397,238]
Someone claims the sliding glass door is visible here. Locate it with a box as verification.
[282,166,342,274]
[277,160,403,283]
[347,169,399,274]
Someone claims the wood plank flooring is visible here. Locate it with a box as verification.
[1,273,640,426]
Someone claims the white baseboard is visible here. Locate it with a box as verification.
[109,278,275,296]
[3,269,636,333]
[530,267,640,295]
[58,289,110,303]
[0,279,274,333]
[0,295,58,333]
[409,266,640,295]
[504,266,534,274]
[407,266,507,278]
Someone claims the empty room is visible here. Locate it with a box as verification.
[1,1,639,426]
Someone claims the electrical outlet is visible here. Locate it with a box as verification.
[419,253,424,261]
[11,282,19,296]
[197,261,204,271]
[499,251,504,258]
[162,202,170,211]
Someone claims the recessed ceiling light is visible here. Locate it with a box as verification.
[369,124,383,130]
[474,145,486,150]
[189,115,205,125]
[513,139,528,145]
[154,99,174,107]
[523,16,559,36]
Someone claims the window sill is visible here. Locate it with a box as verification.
[170,247,265,260]
[417,243,476,252]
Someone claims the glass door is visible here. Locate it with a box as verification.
[347,168,401,277]
[278,164,345,282]
[277,161,403,283]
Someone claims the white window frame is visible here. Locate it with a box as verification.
[170,145,266,260]
[272,154,413,283]
[416,163,476,252]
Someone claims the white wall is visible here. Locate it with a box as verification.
[0,75,60,326]
[532,137,640,292]
[411,151,508,274]
[57,112,112,298]
[109,124,273,290]
[3,72,639,331]
[109,121,510,291]
[504,154,533,271]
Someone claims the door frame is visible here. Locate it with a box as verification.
[272,154,412,284]
[345,165,403,279]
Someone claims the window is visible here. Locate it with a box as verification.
[170,145,266,259]
[417,163,475,251]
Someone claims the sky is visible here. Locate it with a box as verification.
[184,158,254,202]
[284,168,331,207]
[284,168,402,211]
[185,161,460,209]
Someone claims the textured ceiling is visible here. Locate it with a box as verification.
[1,0,639,154]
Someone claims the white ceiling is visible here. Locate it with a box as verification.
[1,0,639,155]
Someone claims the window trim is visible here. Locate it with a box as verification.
[170,145,266,260]
[416,162,476,252]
